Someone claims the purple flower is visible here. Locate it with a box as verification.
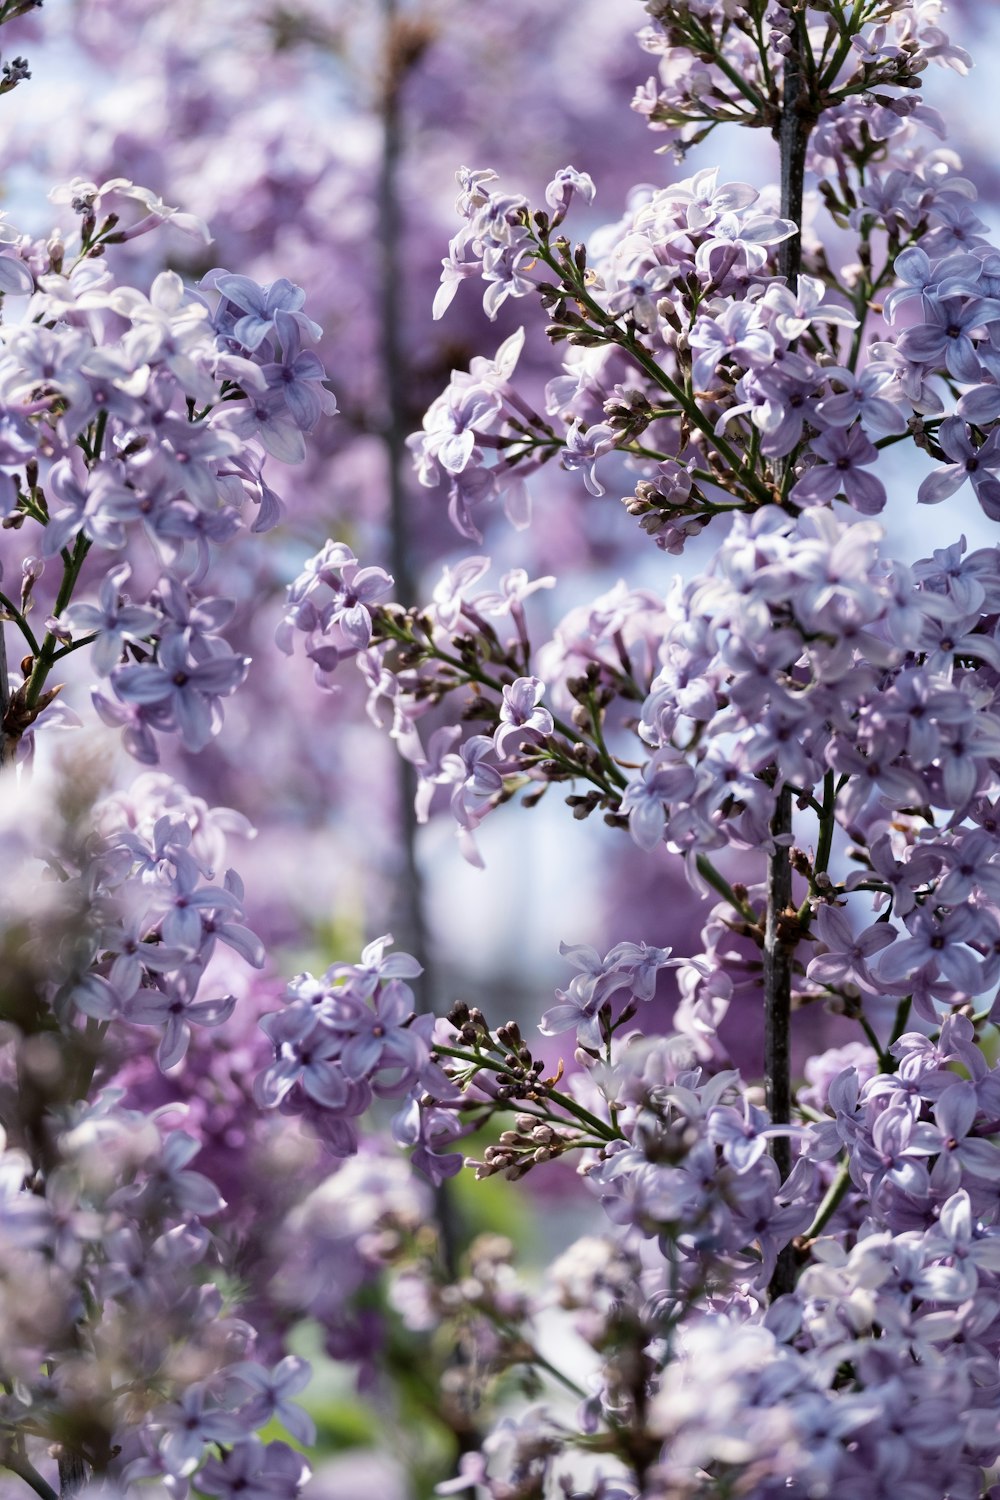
[494,676,554,758]
[328,978,429,1087]
[877,905,985,995]
[112,633,250,752]
[544,165,596,217]
[206,269,315,351]
[213,386,308,464]
[620,751,696,851]
[806,905,896,993]
[791,427,886,513]
[61,562,159,676]
[897,294,1000,383]
[196,1437,309,1499]
[261,309,337,431]
[154,1384,247,1478]
[561,419,617,496]
[918,417,1000,516]
[127,968,237,1071]
[228,1357,316,1447]
[42,457,133,555]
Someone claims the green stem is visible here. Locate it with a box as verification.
[804,1155,852,1241]
[619,327,774,506]
[695,854,757,924]
[583,691,624,787]
[51,633,99,663]
[817,0,874,93]
[433,1043,622,1142]
[798,771,837,924]
[502,1333,588,1399]
[857,1011,892,1073]
[887,996,912,1053]
[0,592,39,654]
[691,29,768,113]
[23,534,92,716]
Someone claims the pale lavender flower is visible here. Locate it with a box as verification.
[791,427,886,513]
[494,676,554,758]
[228,1357,316,1447]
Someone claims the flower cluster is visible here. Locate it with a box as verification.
[0,191,333,765]
[0,1095,314,1495]
[634,0,969,147]
[254,936,447,1158]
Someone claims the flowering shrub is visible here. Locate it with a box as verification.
[6,1,1000,1499]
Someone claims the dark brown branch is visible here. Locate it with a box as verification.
[767,37,812,1300]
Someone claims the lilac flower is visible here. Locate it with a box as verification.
[433,243,482,320]
[693,208,797,278]
[196,1437,309,1499]
[918,417,1000,515]
[761,274,857,341]
[277,540,393,668]
[816,365,908,436]
[482,244,536,319]
[881,246,959,319]
[261,309,337,431]
[114,270,217,401]
[406,724,463,823]
[539,977,606,1049]
[111,634,250,753]
[154,1384,247,1478]
[91,687,170,764]
[851,1104,937,1200]
[327,978,430,1087]
[605,259,679,331]
[925,1085,1000,1193]
[707,1097,797,1173]
[61,562,158,676]
[255,1012,349,1111]
[688,300,774,388]
[806,904,896,993]
[228,1357,316,1447]
[923,1190,1000,1296]
[42,457,133,554]
[561,419,617,496]
[620,751,696,851]
[791,427,886,513]
[112,1129,225,1219]
[878,905,985,995]
[206,270,315,350]
[213,386,308,464]
[494,676,554,758]
[342,934,423,997]
[544,165,596,218]
[897,294,1000,382]
[445,735,505,867]
[393,1095,466,1186]
[604,941,677,1002]
[127,970,237,1071]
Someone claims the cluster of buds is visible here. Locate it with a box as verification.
[471,1116,577,1181]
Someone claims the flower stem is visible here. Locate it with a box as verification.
[804,1156,852,1242]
